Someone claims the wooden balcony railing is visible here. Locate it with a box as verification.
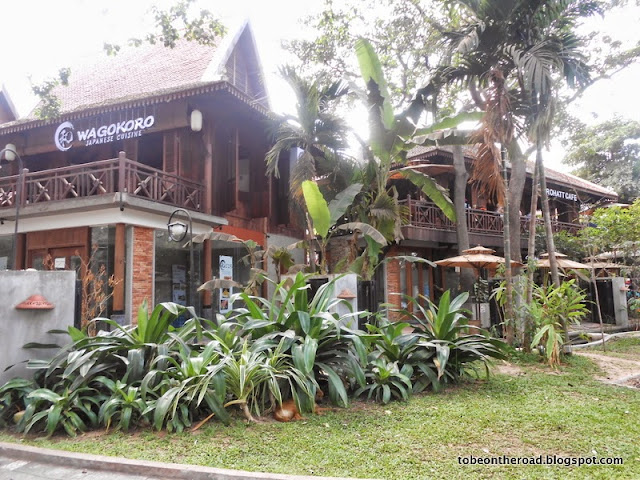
[401,198,582,237]
[0,154,204,212]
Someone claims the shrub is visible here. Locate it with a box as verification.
[529,280,589,366]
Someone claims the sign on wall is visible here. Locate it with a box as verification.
[54,115,156,151]
[219,255,233,313]
[546,188,578,202]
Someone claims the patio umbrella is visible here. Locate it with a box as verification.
[435,246,523,324]
[434,245,523,270]
[537,252,592,270]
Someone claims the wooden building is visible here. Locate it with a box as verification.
[383,146,618,313]
[0,21,301,323]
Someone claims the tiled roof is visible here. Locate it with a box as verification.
[408,144,478,160]
[38,39,223,117]
[407,145,617,199]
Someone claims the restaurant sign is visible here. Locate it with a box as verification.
[546,188,578,202]
[54,115,155,151]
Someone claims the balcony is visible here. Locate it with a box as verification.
[400,199,582,247]
[0,153,205,213]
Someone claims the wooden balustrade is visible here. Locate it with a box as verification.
[401,198,582,237]
[0,156,204,212]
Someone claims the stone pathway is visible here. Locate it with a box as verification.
[0,454,167,480]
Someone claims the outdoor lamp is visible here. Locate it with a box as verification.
[167,208,194,307]
[4,143,16,161]
[167,221,188,241]
[0,143,24,270]
[190,109,203,132]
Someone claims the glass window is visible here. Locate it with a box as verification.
[211,240,253,314]
[89,226,117,319]
[154,229,202,312]
[0,235,11,269]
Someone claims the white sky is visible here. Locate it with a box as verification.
[1,0,639,172]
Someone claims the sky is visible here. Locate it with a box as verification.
[1,0,639,173]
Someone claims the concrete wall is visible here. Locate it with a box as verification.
[0,271,76,385]
[611,276,629,328]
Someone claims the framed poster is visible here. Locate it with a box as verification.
[171,264,187,306]
[219,255,233,313]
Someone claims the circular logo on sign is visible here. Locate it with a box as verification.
[54,121,74,151]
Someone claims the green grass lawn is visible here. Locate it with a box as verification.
[1,354,638,480]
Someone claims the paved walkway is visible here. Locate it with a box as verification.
[0,453,164,480]
[0,442,371,480]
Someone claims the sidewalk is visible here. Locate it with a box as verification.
[0,442,374,480]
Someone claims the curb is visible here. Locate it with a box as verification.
[0,442,377,480]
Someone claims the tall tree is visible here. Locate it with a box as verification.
[286,0,451,109]
[432,0,601,342]
[265,66,353,271]
[563,117,640,203]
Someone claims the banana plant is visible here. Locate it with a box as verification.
[302,180,387,274]
[354,38,483,241]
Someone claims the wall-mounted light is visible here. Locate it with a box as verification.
[190,109,203,132]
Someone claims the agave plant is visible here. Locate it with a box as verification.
[393,291,509,388]
[225,272,366,407]
[18,386,103,437]
[143,340,229,432]
[0,378,36,427]
[223,340,312,422]
[96,377,149,432]
[354,359,413,404]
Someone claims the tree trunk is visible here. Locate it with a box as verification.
[453,145,474,292]
[587,247,607,352]
[524,146,541,352]
[502,146,515,345]
[507,141,527,263]
[536,144,567,343]
[506,141,527,345]
[536,149,560,287]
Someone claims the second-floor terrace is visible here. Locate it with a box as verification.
[0,152,204,213]
[400,198,582,249]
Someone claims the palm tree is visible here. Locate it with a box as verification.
[265,66,353,271]
[435,0,599,344]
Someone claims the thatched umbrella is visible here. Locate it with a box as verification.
[537,252,591,270]
[435,245,522,271]
[435,246,523,323]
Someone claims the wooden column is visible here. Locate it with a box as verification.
[201,238,212,307]
[234,128,240,211]
[406,257,413,313]
[203,123,214,215]
[112,223,126,312]
[122,139,138,162]
[418,263,424,307]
